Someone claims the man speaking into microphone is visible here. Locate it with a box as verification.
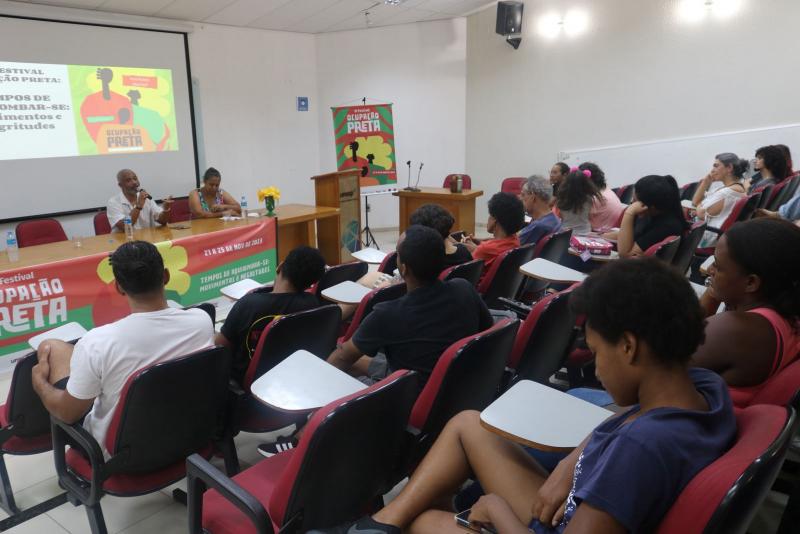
[107,168,173,232]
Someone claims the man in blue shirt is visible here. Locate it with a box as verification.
[758,186,800,224]
[519,175,561,246]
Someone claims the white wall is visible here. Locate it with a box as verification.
[315,19,468,229]
[466,0,800,219]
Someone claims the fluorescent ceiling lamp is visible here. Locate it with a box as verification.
[678,0,707,23]
[712,0,744,19]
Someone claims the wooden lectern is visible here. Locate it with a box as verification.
[311,169,361,264]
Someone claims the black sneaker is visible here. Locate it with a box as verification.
[307,516,401,534]
[257,436,298,457]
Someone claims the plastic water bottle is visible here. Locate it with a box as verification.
[240,195,248,219]
[5,231,18,262]
[124,216,134,241]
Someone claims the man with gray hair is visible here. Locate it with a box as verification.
[518,174,562,246]
[107,169,173,232]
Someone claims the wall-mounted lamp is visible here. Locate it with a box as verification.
[678,0,744,23]
[536,9,590,39]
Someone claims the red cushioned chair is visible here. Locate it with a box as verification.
[15,218,68,248]
[186,370,419,534]
[656,403,798,534]
[0,352,66,515]
[443,174,472,190]
[755,183,775,209]
[93,212,112,235]
[506,286,578,389]
[694,192,761,259]
[339,283,406,345]
[377,250,397,275]
[310,262,369,303]
[169,197,192,223]
[744,359,800,409]
[518,228,573,301]
[672,221,706,276]
[501,177,526,195]
[438,259,484,287]
[767,175,800,211]
[613,205,628,228]
[477,244,537,308]
[643,235,681,263]
[405,319,519,469]
[618,184,635,204]
[235,306,342,436]
[51,346,234,534]
[680,181,700,201]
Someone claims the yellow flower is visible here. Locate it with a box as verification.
[95,241,191,295]
[343,135,393,170]
[257,186,281,202]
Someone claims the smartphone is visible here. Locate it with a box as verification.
[454,509,498,534]
[450,231,466,241]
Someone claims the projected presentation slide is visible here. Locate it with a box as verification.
[0,61,179,161]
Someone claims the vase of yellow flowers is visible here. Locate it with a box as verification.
[258,186,281,217]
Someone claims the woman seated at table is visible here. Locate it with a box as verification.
[312,258,735,534]
[188,167,242,218]
[690,153,747,247]
[554,168,602,236]
[461,192,526,275]
[692,217,800,407]
[580,162,625,232]
[607,175,687,258]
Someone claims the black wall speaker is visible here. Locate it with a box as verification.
[496,1,524,36]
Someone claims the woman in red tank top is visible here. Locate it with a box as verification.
[692,218,800,406]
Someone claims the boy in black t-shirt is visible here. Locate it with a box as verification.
[327,225,492,386]
[216,246,326,384]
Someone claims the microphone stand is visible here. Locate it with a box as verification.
[413,162,424,190]
[403,160,419,191]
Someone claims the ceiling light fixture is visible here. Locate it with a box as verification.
[678,0,744,23]
[536,9,590,39]
[384,0,405,5]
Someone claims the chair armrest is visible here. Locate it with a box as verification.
[186,454,273,534]
[498,297,531,320]
[50,417,107,506]
[705,225,723,236]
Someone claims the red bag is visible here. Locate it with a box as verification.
[570,235,614,256]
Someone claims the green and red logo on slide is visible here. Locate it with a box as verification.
[68,65,178,156]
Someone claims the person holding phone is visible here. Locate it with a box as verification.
[312,259,735,534]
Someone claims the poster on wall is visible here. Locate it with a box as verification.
[331,103,397,191]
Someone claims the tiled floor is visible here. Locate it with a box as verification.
[0,227,789,533]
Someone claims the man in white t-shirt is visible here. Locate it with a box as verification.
[107,169,173,232]
[32,241,214,458]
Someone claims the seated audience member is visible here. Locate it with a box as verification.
[107,169,173,231]
[748,145,790,193]
[461,192,526,274]
[692,218,800,407]
[216,246,326,385]
[549,161,570,198]
[31,241,214,458]
[410,204,473,268]
[313,258,735,534]
[757,187,800,223]
[554,168,602,236]
[189,167,242,218]
[580,162,626,232]
[327,225,492,386]
[610,175,688,258]
[690,153,748,248]
[519,175,561,246]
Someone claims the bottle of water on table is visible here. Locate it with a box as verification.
[241,195,248,219]
[6,231,19,262]
[124,215,134,241]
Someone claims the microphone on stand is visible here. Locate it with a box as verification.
[404,160,419,191]
[413,162,424,190]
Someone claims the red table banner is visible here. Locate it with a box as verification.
[0,219,277,370]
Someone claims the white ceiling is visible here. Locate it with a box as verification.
[11,0,494,33]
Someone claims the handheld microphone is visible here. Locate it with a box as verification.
[137,189,152,200]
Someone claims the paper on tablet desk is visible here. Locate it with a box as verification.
[28,322,88,350]
[351,248,388,264]
[221,278,263,300]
